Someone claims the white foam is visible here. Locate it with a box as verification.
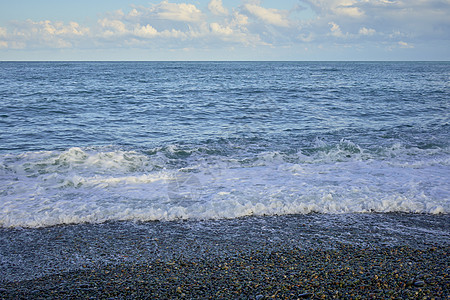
[0,145,448,228]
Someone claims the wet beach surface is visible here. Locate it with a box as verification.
[0,213,449,298]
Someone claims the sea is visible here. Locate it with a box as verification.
[0,61,449,281]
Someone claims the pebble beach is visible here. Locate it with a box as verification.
[1,244,449,299]
[1,214,449,299]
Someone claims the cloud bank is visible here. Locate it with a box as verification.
[0,0,449,60]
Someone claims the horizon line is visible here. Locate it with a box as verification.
[1,60,449,62]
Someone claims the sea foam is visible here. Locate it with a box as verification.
[0,143,448,228]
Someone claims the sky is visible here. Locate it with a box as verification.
[0,0,449,61]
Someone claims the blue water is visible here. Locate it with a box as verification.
[0,61,449,227]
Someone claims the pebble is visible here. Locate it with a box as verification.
[413,280,425,287]
[298,292,313,298]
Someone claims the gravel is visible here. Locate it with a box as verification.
[1,213,449,299]
[1,244,448,299]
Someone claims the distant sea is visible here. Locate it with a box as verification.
[0,61,448,227]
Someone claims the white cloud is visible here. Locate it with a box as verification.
[208,0,228,16]
[89,1,268,47]
[0,27,7,37]
[153,1,203,22]
[231,11,249,26]
[133,24,158,38]
[299,0,450,48]
[3,20,90,49]
[297,32,314,42]
[243,4,290,27]
[98,16,190,41]
[359,27,375,36]
[304,0,364,17]
[98,19,127,37]
[128,8,142,18]
[335,3,364,17]
[398,41,413,48]
[329,22,345,37]
[35,20,90,37]
[0,27,8,49]
[210,23,233,35]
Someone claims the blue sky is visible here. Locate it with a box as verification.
[0,0,449,60]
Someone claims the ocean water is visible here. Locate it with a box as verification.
[0,61,449,228]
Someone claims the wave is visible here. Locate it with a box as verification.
[0,141,448,227]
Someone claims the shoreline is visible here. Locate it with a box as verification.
[1,213,449,298]
[1,244,448,299]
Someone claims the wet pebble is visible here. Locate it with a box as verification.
[413,280,425,287]
[298,292,313,298]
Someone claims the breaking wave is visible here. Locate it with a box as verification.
[0,140,448,227]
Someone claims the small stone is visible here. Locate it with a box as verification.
[298,292,313,298]
[413,280,425,287]
[255,295,264,300]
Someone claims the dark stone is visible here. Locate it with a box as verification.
[298,292,313,298]
[413,280,425,287]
